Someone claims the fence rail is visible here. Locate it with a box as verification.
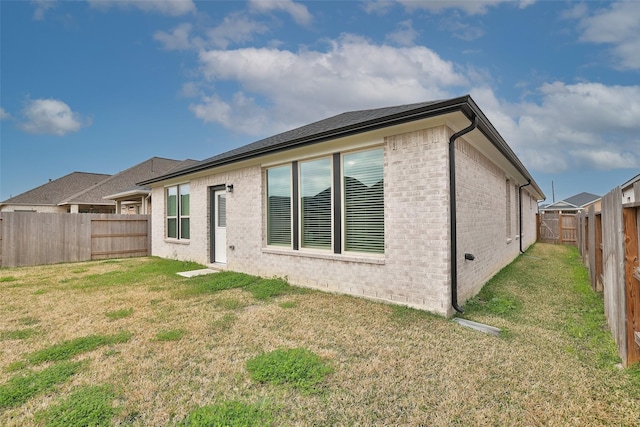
[0,212,150,267]
[576,185,640,367]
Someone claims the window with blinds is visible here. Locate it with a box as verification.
[264,147,384,255]
[267,165,292,246]
[300,158,332,249]
[343,149,384,253]
[217,194,227,228]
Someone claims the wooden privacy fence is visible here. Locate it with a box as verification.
[537,212,577,245]
[576,185,640,367]
[0,212,150,267]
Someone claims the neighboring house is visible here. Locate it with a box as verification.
[539,192,601,214]
[102,157,198,214]
[0,172,111,212]
[140,95,545,316]
[0,157,193,214]
[621,173,640,204]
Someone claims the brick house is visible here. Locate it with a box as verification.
[141,95,544,316]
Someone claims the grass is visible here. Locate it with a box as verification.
[35,384,117,426]
[246,347,333,393]
[155,328,186,341]
[0,361,83,410]
[0,247,639,425]
[178,401,272,427]
[178,271,299,300]
[27,332,132,364]
[105,307,134,321]
[0,328,39,341]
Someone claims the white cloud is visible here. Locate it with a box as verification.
[386,20,419,46]
[362,1,395,16]
[32,0,56,21]
[476,82,640,173]
[153,23,206,51]
[396,0,533,15]
[249,0,313,26]
[440,14,485,41]
[87,0,196,16]
[206,12,270,49]
[19,99,90,136]
[190,35,468,135]
[574,1,640,70]
[0,108,10,120]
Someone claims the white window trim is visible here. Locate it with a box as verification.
[164,182,190,242]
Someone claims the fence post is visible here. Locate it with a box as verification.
[595,213,603,292]
[623,207,640,365]
[558,213,564,244]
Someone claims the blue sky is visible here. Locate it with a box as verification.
[1,0,639,203]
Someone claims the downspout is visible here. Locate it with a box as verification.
[518,180,531,253]
[449,115,479,314]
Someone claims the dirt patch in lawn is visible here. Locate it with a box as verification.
[1,247,638,426]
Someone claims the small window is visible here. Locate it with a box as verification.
[266,165,292,246]
[217,194,227,227]
[505,180,512,238]
[166,184,190,240]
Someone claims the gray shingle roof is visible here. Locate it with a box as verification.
[563,192,601,208]
[198,100,444,165]
[140,99,450,185]
[61,157,190,206]
[139,95,545,200]
[1,172,112,205]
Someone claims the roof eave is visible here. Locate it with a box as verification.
[103,189,151,200]
[139,96,474,186]
[139,95,545,201]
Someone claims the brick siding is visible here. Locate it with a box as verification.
[151,124,538,316]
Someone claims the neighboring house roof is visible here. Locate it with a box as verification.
[61,157,192,207]
[103,159,198,201]
[621,173,640,190]
[139,95,545,199]
[541,192,601,211]
[0,172,112,206]
[564,192,601,207]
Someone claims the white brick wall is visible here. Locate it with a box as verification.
[151,124,539,316]
[454,131,538,303]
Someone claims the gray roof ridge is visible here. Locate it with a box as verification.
[59,157,185,205]
[137,95,545,201]
[1,171,112,204]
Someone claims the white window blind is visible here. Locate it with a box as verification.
[217,194,227,227]
[300,158,332,249]
[267,165,292,246]
[343,149,384,253]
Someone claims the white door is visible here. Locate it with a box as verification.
[214,190,227,263]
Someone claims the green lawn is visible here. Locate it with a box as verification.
[0,244,638,426]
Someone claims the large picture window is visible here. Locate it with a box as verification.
[343,149,384,253]
[265,147,384,255]
[166,184,190,240]
[300,158,332,249]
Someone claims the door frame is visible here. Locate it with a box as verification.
[209,185,226,263]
